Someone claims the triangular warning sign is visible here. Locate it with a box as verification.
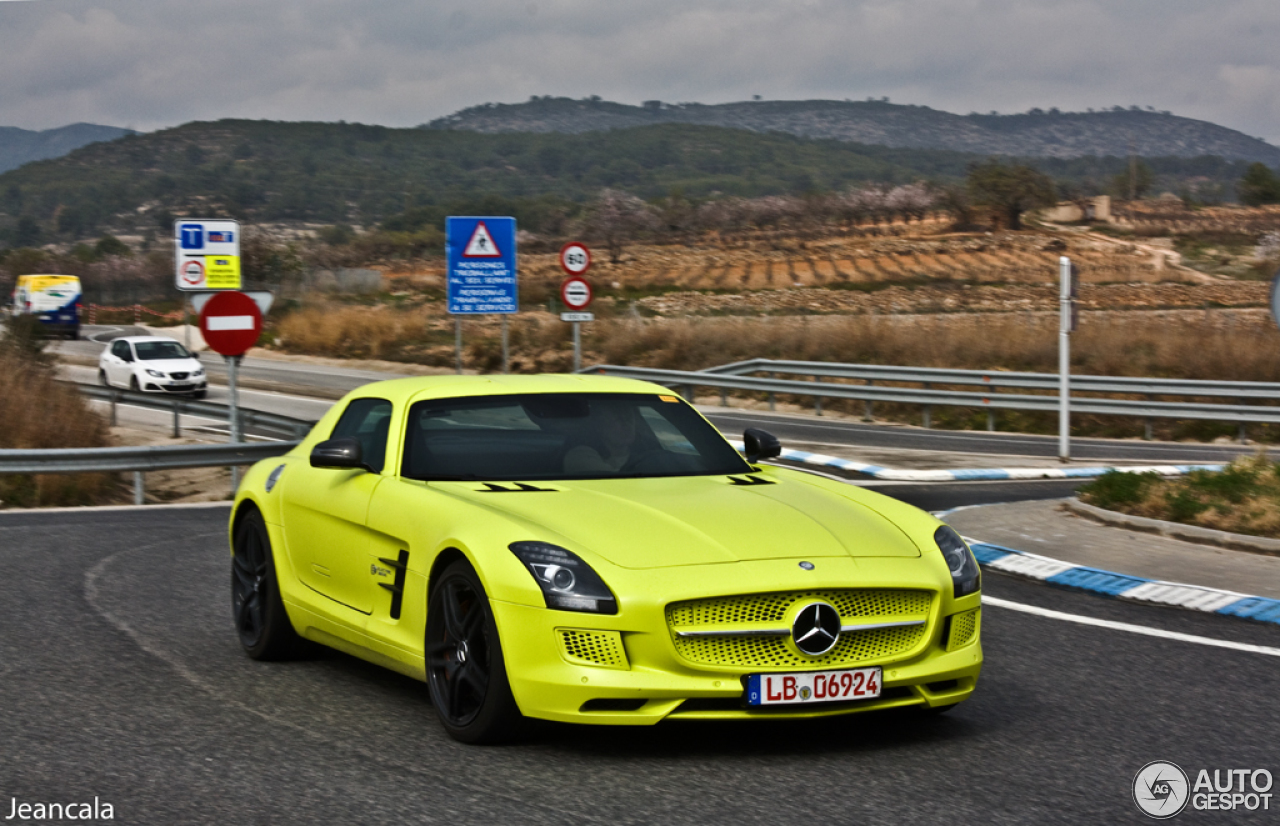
[463,222,502,257]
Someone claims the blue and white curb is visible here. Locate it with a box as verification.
[730,440,1225,482]
[966,540,1280,626]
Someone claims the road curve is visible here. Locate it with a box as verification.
[1,505,1277,823]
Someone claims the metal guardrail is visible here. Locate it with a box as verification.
[0,383,318,505]
[73,384,315,439]
[585,364,1280,434]
[703,358,1280,400]
[0,442,298,475]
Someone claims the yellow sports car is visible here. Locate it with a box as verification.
[229,374,982,743]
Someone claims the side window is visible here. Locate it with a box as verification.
[330,398,394,473]
[112,341,129,360]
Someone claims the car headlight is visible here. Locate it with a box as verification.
[192,368,204,376]
[509,541,618,615]
[935,525,981,598]
[145,369,164,378]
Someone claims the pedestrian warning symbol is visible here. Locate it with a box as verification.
[463,222,502,257]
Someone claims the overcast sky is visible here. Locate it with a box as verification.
[2,0,1279,146]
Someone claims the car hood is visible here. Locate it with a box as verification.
[439,475,922,569]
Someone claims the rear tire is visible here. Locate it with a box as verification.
[231,510,303,660]
[425,559,523,744]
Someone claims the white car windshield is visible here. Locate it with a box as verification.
[134,341,191,360]
[402,393,754,481]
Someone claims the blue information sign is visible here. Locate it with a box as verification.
[446,216,518,314]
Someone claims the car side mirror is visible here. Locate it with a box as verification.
[310,437,372,472]
[192,352,201,360]
[743,428,781,463]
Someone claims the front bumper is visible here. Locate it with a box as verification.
[142,379,207,393]
[491,557,982,725]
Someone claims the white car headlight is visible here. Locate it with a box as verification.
[145,369,164,378]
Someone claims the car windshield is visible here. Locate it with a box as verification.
[134,340,191,360]
[401,392,753,481]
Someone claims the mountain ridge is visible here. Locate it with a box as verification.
[0,123,135,174]
[425,98,1280,164]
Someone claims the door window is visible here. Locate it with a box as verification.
[330,398,394,473]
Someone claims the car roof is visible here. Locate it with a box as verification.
[117,336,186,343]
[346,373,675,405]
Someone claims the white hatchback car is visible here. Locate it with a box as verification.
[98,336,208,398]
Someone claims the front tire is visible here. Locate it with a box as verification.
[425,559,522,744]
[231,509,303,660]
[129,375,140,393]
[98,369,109,388]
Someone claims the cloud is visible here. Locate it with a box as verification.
[0,0,1278,146]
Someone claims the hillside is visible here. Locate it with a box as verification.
[0,118,1258,246]
[0,120,982,241]
[426,98,1280,164]
[0,123,133,174]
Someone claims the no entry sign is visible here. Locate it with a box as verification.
[199,290,263,357]
[560,277,593,310]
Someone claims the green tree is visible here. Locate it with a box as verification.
[1108,159,1154,200]
[94,234,132,257]
[14,216,41,247]
[966,161,1056,230]
[1238,163,1280,206]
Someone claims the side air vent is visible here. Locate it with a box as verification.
[727,475,775,486]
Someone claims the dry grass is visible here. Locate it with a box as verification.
[1080,455,1280,539]
[0,323,116,507]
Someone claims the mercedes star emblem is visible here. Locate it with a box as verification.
[791,601,842,656]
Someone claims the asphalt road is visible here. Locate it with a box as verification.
[2,505,1276,824]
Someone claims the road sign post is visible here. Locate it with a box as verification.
[446,217,518,374]
[199,290,264,491]
[559,248,594,372]
[176,220,242,291]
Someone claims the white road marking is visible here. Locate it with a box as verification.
[985,596,1280,657]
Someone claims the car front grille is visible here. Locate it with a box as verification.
[170,372,189,380]
[666,589,933,669]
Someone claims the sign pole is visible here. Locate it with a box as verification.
[455,318,462,374]
[573,321,581,372]
[501,315,509,374]
[228,354,241,489]
[1059,255,1071,463]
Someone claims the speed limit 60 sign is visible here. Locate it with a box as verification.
[559,243,592,276]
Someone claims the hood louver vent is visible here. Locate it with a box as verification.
[727,475,775,486]
[478,482,557,493]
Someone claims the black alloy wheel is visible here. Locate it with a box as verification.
[98,369,109,387]
[231,510,302,660]
[425,559,521,743]
[129,375,140,393]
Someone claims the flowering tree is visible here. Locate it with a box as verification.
[581,189,659,263]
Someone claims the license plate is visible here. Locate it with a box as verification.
[169,383,193,390]
[746,667,882,706]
